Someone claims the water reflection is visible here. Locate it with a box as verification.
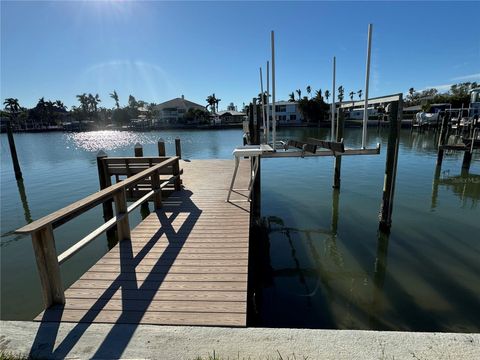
[369,230,389,329]
[16,178,32,224]
[432,167,480,209]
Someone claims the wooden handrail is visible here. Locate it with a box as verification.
[15,156,179,234]
[17,155,181,309]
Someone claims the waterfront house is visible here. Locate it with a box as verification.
[267,101,304,125]
[153,96,204,125]
[217,110,247,124]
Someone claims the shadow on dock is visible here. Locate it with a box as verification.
[29,190,201,359]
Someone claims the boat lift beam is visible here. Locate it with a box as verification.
[261,144,380,158]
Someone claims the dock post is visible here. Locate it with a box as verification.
[134,142,143,157]
[96,151,114,224]
[248,103,254,145]
[462,150,472,170]
[31,225,65,308]
[175,138,182,159]
[113,188,131,241]
[436,113,449,167]
[158,138,166,156]
[379,95,403,233]
[173,158,181,191]
[333,109,345,189]
[251,98,260,145]
[6,120,23,180]
[151,169,162,209]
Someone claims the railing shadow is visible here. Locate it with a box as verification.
[29,189,201,359]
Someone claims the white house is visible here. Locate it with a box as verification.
[346,107,378,120]
[267,101,304,125]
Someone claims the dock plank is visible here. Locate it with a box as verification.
[37,159,251,327]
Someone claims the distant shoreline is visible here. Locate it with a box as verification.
[1,119,415,134]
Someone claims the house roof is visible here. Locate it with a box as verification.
[273,101,297,105]
[153,97,204,111]
[217,110,246,117]
[403,105,422,112]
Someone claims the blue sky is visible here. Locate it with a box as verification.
[1,1,479,110]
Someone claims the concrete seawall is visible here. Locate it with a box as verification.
[1,321,479,359]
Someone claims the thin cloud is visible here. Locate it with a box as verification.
[451,73,480,81]
[420,84,452,92]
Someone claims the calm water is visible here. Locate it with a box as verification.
[1,128,479,332]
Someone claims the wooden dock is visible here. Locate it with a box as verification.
[20,159,251,327]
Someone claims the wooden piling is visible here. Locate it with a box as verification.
[175,138,182,159]
[333,109,345,189]
[96,151,114,224]
[151,169,162,209]
[113,188,130,241]
[158,138,166,156]
[248,103,254,145]
[31,225,65,308]
[134,142,143,157]
[436,113,449,167]
[462,150,472,170]
[379,95,403,233]
[6,121,22,180]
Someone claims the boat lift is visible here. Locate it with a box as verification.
[228,26,381,198]
[227,26,404,232]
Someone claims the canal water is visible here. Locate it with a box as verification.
[1,128,479,332]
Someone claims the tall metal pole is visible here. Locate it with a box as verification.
[362,24,373,149]
[331,57,336,141]
[266,61,270,145]
[259,66,266,143]
[271,30,276,150]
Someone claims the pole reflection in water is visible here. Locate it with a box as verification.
[431,165,442,210]
[369,230,389,329]
[16,178,32,224]
[431,166,479,210]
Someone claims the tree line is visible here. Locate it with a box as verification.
[406,82,478,111]
[2,90,225,129]
[283,85,364,123]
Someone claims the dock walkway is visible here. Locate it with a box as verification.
[36,159,251,327]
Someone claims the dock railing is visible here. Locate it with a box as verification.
[15,156,181,310]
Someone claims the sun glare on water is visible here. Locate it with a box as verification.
[64,130,154,152]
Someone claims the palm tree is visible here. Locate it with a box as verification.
[206,94,216,113]
[94,93,101,111]
[55,100,66,111]
[3,98,21,127]
[288,92,295,102]
[36,97,49,127]
[76,93,88,113]
[349,91,355,102]
[408,87,416,102]
[306,86,311,99]
[110,90,120,109]
[324,90,330,103]
[315,89,322,101]
[296,89,302,101]
[128,95,138,109]
[338,86,344,103]
[357,89,363,100]
[3,98,20,114]
[45,100,56,125]
[214,96,221,113]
